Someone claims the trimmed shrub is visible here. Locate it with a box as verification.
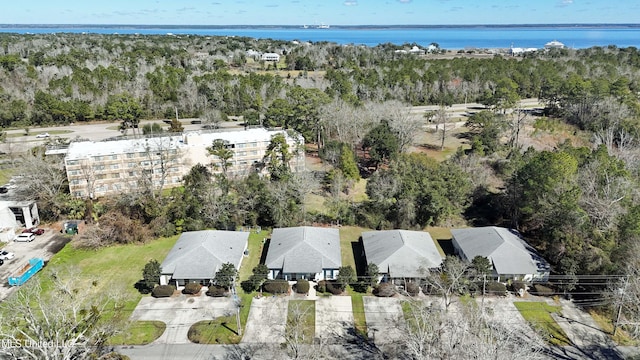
[152,285,175,298]
[206,285,228,297]
[295,279,310,294]
[511,281,527,295]
[241,279,257,293]
[374,282,396,297]
[351,280,369,293]
[485,282,507,296]
[326,280,345,295]
[263,279,289,294]
[183,282,202,295]
[532,284,554,296]
[406,282,420,296]
[316,280,328,293]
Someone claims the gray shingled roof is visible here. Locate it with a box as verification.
[362,230,443,278]
[265,227,341,274]
[161,230,249,280]
[450,227,550,276]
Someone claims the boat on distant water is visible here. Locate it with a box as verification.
[302,25,309,29]
[317,23,330,29]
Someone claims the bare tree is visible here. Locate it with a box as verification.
[420,257,471,312]
[378,100,422,152]
[396,298,545,360]
[434,106,449,151]
[0,268,129,360]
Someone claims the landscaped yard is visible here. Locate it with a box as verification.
[108,320,166,345]
[188,316,242,344]
[514,301,571,346]
[40,235,179,343]
[350,291,367,337]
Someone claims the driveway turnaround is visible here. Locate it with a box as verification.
[241,296,289,344]
[130,291,235,344]
[363,297,406,344]
[315,295,354,341]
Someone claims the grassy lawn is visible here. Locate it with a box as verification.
[589,309,640,346]
[425,226,452,257]
[339,226,372,270]
[108,320,166,345]
[514,301,571,346]
[188,316,242,344]
[287,300,316,343]
[0,169,14,185]
[41,235,179,343]
[238,230,270,282]
[349,291,368,337]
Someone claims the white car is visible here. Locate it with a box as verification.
[0,250,14,260]
[35,133,50,138]
[14,233,35,242]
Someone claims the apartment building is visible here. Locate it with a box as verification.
[63,128,304,198]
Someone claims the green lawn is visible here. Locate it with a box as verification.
[514,301,571,346]
[287,300,316,343]
[41,235,179,343]
[350,292,368,337]
[589,309,640,346]
[339,226,371,270]
[238,230,270,283]
[0,169,13,186]
[188,316,242,344]
[108,320,166,345]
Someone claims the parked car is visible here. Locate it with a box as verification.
[35,132,50,138]
[14,233,35,242]
[22,228,45,235]
[0,250,15,260]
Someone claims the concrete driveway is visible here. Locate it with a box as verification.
[363,297,406,344]
[315,295,354,342]
[241,296,288,344]
[130,290,236,344]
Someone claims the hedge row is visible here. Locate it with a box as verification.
[183,282,202,295]
[206,285,228,297]
[295,279,310,294]
[263,279,289,294]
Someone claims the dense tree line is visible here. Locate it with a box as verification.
[5,33,640,335]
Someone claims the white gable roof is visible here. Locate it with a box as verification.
[451,227,549,276]
[363,230,443,278]
[265,227,341,274]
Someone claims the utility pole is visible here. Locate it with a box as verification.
[481,274,486,316]
[613,276,629,336]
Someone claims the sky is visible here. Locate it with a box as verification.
[1,0,638,26]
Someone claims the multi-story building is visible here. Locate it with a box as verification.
[62,128,304,198]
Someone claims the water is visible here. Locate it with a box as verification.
[0,25,638,49]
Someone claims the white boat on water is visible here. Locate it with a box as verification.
[317,23,330,29]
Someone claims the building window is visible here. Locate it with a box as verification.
[250,150,258,155]
[238,151,247,157]
[110,154,118,160]
[67,160,79,166]
[237,143,245,149]
[96,174,106,180]
[110,164,119,170]
[93,156,102,161]
[249,142,257,147]
[126,153,135,159]
[113,173,121,179]
[93,165,105,171]
[128,171,136,177]
[128,162,136,168]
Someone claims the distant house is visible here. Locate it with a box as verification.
[261,53,280,62]
[0,200,40,230]
[362,230,443,283]
[451,227,550,282]
[544,40,565,49]
[265,226,341,281]
[160,230,249,287]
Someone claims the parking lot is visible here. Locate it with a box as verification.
[0,229,70,301]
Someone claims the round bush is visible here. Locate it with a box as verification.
[485,282,507,296]
[326,280,345,295]
[263,279,289,294]
[405,282,420,296]
[295,279,310,294]
[183,282,202,295]
[374,282,396,297]
[206,285,228,297]
[152,285,175,298]
[511,281,527,295]
[316,280,328,293]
